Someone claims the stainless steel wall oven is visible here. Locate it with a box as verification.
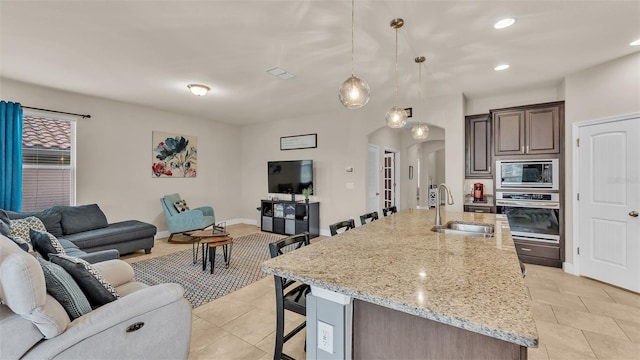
[496,192,560,244]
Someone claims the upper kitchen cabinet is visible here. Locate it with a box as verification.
[493,102,563,156]
[465,114,492,178]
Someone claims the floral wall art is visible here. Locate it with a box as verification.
[152,131,197,178]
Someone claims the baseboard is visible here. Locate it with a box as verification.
[563,262,577,275]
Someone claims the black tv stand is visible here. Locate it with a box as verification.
[261,200,319,238]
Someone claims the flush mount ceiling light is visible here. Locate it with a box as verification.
[494,64,510,71]
[385,18,408,129]
[494,18,516,29]
[338,0,370,109]
[411,56,429,140]
[630,39,640,46]
[187,84,210,96]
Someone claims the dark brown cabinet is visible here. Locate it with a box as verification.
[465,114,492,178]
[493,102,562,156]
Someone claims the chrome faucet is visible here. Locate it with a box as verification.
[434,183,454,225]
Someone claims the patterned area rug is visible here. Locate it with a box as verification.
[130,232,283,308]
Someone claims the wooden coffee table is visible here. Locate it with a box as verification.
[189,230,233,274]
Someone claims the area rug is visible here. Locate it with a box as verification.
[130,232,284,308]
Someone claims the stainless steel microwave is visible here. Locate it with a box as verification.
[496,159,559,190]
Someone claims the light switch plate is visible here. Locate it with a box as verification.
[317,320,334,354]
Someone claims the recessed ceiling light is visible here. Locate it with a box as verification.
[494,64,510,71]
[187,84,210,96]
[494,18,516,29]
[630,39,640,46]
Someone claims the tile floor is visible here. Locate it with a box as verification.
[123,224,640,360]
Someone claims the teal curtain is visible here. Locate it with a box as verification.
[0,101,23,211]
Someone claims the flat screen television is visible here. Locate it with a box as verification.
[268,160,313,195]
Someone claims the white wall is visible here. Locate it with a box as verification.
[0,78,243,233]
[563,51,640,266]
[240,93,466,231]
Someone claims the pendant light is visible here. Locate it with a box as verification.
[338,0,370,109]
[411,56,429,140]
[385,18,407,128]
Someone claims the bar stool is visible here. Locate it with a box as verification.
[359,211,379,225]
[269,233,311,360]
[329,219,355,236]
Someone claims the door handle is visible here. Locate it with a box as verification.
[630,211,639,217]
[376,193,380,196]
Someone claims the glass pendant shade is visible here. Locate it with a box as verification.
[411,123,430,140]
[385,106,408,128]
[338,75,371,109]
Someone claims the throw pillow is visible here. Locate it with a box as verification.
[38,258,92,320]
[9,235,32,252]
[59,204,109,235]
[9,216,47,242]
[173,200,190,213]
[4,207,64,237]
[30,229,66,260]
[49,254,119,308]
[0,209,12,237]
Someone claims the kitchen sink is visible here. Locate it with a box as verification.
[431,221,495,238]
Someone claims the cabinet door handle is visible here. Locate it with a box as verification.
[526,145,530,153]
[521,146,525,153]
[520,247,532,252]
[630,211,639,217]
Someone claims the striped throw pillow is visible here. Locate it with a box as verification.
[49,254,120,308]
[38,258,92,320]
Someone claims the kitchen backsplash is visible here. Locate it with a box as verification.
[464,179,494,195]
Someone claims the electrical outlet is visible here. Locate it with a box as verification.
[317,321,334,354]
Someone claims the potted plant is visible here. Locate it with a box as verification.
[302,187,312,203]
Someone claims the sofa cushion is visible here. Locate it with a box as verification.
[63,220,156,250]
[38,258,92,320]
[4,208,64,237]
[30,229,66,261]
[59,204,109,235]
[49,254,119,308]
[9,216,47,242]
[0,209,11,237]
[0,235,69,338]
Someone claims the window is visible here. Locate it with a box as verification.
[21,114,76,211]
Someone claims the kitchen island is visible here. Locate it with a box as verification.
[262,208,538,359]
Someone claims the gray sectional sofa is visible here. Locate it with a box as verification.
[4,204,156,255]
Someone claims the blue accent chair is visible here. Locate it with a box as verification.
[160,193,215,242]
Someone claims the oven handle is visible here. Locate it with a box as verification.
[496,200,560,209]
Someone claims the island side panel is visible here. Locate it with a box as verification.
[352,300,527,360]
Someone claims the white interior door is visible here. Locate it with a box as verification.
[367,145,380,214]
[578,116,639,292]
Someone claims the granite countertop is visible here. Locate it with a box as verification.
[262,208,538,348]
